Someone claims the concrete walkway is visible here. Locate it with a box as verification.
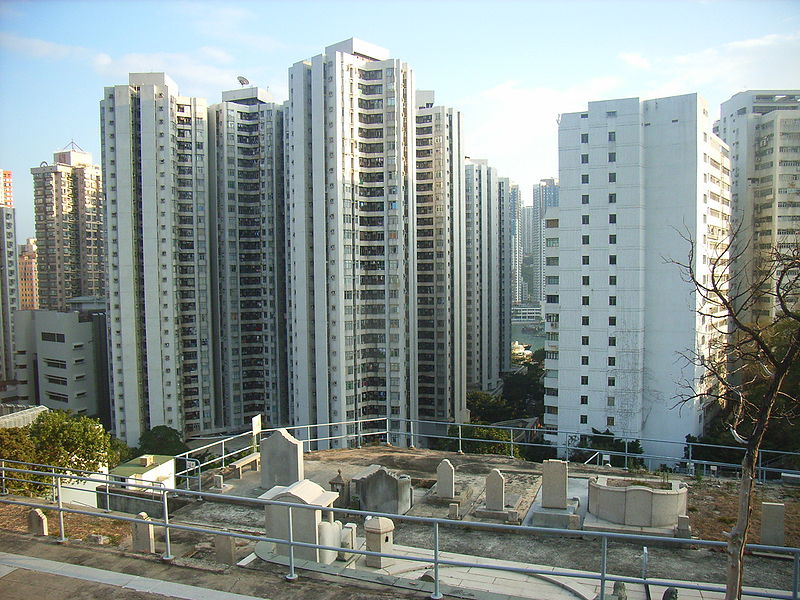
[0,552,267,600]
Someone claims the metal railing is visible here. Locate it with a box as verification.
[0,464,797,600]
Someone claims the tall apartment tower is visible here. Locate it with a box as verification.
[464,159,512,394]
[208,87,289,431]
[31,149,104,311]
[17,239,38,310]
[285,39,420,446]
[530,179,559,306]
[0,170,17,381]
[414,90,467,423]
[544,94,730,459]
[101,73,215,445]
[717,91,800,321]
[508,183,523,304]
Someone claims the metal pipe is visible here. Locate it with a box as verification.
[161,487,173,560]
[431,521,442,599]
[286,506,298,581]
[1,460,6,495]
[600,536,608,600]
[457,425,463,454]
[56,476,66,542]
[793,551,799,600]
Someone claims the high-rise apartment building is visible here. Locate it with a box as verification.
[508,183,523,305]
[544,94,730,459]
[414,90,467,424]
[0,170,17,381]
[208,87,289,431]
[17,239,38,310]
[464,159,513,394]
[530,179,559,306]
[285,39,421,446]
[718,91,800,321]
[101,73,215,445]
[31,149,104,311]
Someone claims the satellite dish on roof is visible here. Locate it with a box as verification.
[237,76,250,87]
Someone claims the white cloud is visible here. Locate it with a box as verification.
[619,52,651,70]
[0,32,89,60]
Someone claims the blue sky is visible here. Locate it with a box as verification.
[1,0,798,240]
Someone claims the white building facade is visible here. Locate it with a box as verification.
[101,73,215,445]
[0,170,17,382]
[544,94,730,459]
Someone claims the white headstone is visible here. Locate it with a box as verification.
[448,502,460,519]
[27,508,48,536]
[252,414,262,438]
[133,512,155,553]
[364,516,394,568]
[214,533,237,564]
[212,474,224,489]
[761,502,785,546]
[436,459,455,498]
[317,520,341,565]
[339,522,357,561]
[260,428,304,489]
[486,468,505,511]
[542,459,568,509]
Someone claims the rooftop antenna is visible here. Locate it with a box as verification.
[62,139,85,152]
[237,76,250,87]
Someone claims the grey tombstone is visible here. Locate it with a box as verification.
[486,469,505,511]
[212,474,224,489]
[676,515,692,538]
[448,503,460,520]
[761,502,785,546]
[436,459,455,499]
[542,459,568,509]
[27,508,48,536]
[260,428,304,489]
[329,469,351,508]
[339,523,357,561]
[214,533,237,565]
[133,511,155,553]
[354,466,412,515]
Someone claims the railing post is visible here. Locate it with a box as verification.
[642,545,648,581]
[599,536,608,600]
[221,440,226,467]
[793,550,799,600]
[0,460,7,495]
[409,420,416,449]
[56,475,66,543]
[624,439,629,470]
[51,467,56,502]
[356,419,362,449]
[509,429,514,459]
[457,425,463,454]
[161,486,174,561]
[286,506,298,581]
[431,521,442,599]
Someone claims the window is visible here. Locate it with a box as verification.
[581,133,589,143]
[546,275,559,285]
[608,131,616,142]
[609,234,617,244]
[41,332,65,343]
[582,316,590,326]
[581,174,589,184]
[546,257,559,266]
[582,214,589,225]
[546,237,559,247]
[609,336,617,346]
[581,355,589,365]
[608,377,616,386]
[546,295,560,303]
[582,336,589,345]
[608,172,617,183]
[580,415,588,424]
[609,296,617,306]
[580,395,588,405]
[582,235,590,245]
[582,255,590,265]
[607,396,615,406]
[609,255,617,265]
[609,275,617,285]
[608,357,616,366]
[582,194,589,204]
[608,152,616,162]
[607,417,615,427]
[581,154,589,164]
[582,296,590,306]
[606,111,617,117]
[582,275,590,285]
[609,316,617,326]
[581,376,589,385]
[609,214,617,224]
[545,218,559,228]
[609,193,616,203]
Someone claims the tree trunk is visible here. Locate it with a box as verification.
[726,446,757,599]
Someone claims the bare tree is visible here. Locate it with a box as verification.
[674,230,800,599]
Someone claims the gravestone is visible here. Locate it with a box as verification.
[364,516,394,568]
[761,502,785,546]
[436,459,455,499]
[329,469,351,508]
[354,466,412,515]
[486,469,505,511]
[542,459,568,509]
[260,428,304,489]
[212,474,224,490]
[214,533,237,564]
[448,503,460,519]
[676,515,692,538]
[317,520,342,565]
[133,511,155,553]
[27,508,48,536]
[339,523,357,560]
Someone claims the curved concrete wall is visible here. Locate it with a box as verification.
[587,476,687,528]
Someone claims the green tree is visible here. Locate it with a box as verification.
[0,427,47,495]
[29,410,112,473]
[439,424,520,457]
[137,425,189,456]
[467,391,515,424]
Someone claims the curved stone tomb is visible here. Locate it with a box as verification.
[587,476,687,528]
